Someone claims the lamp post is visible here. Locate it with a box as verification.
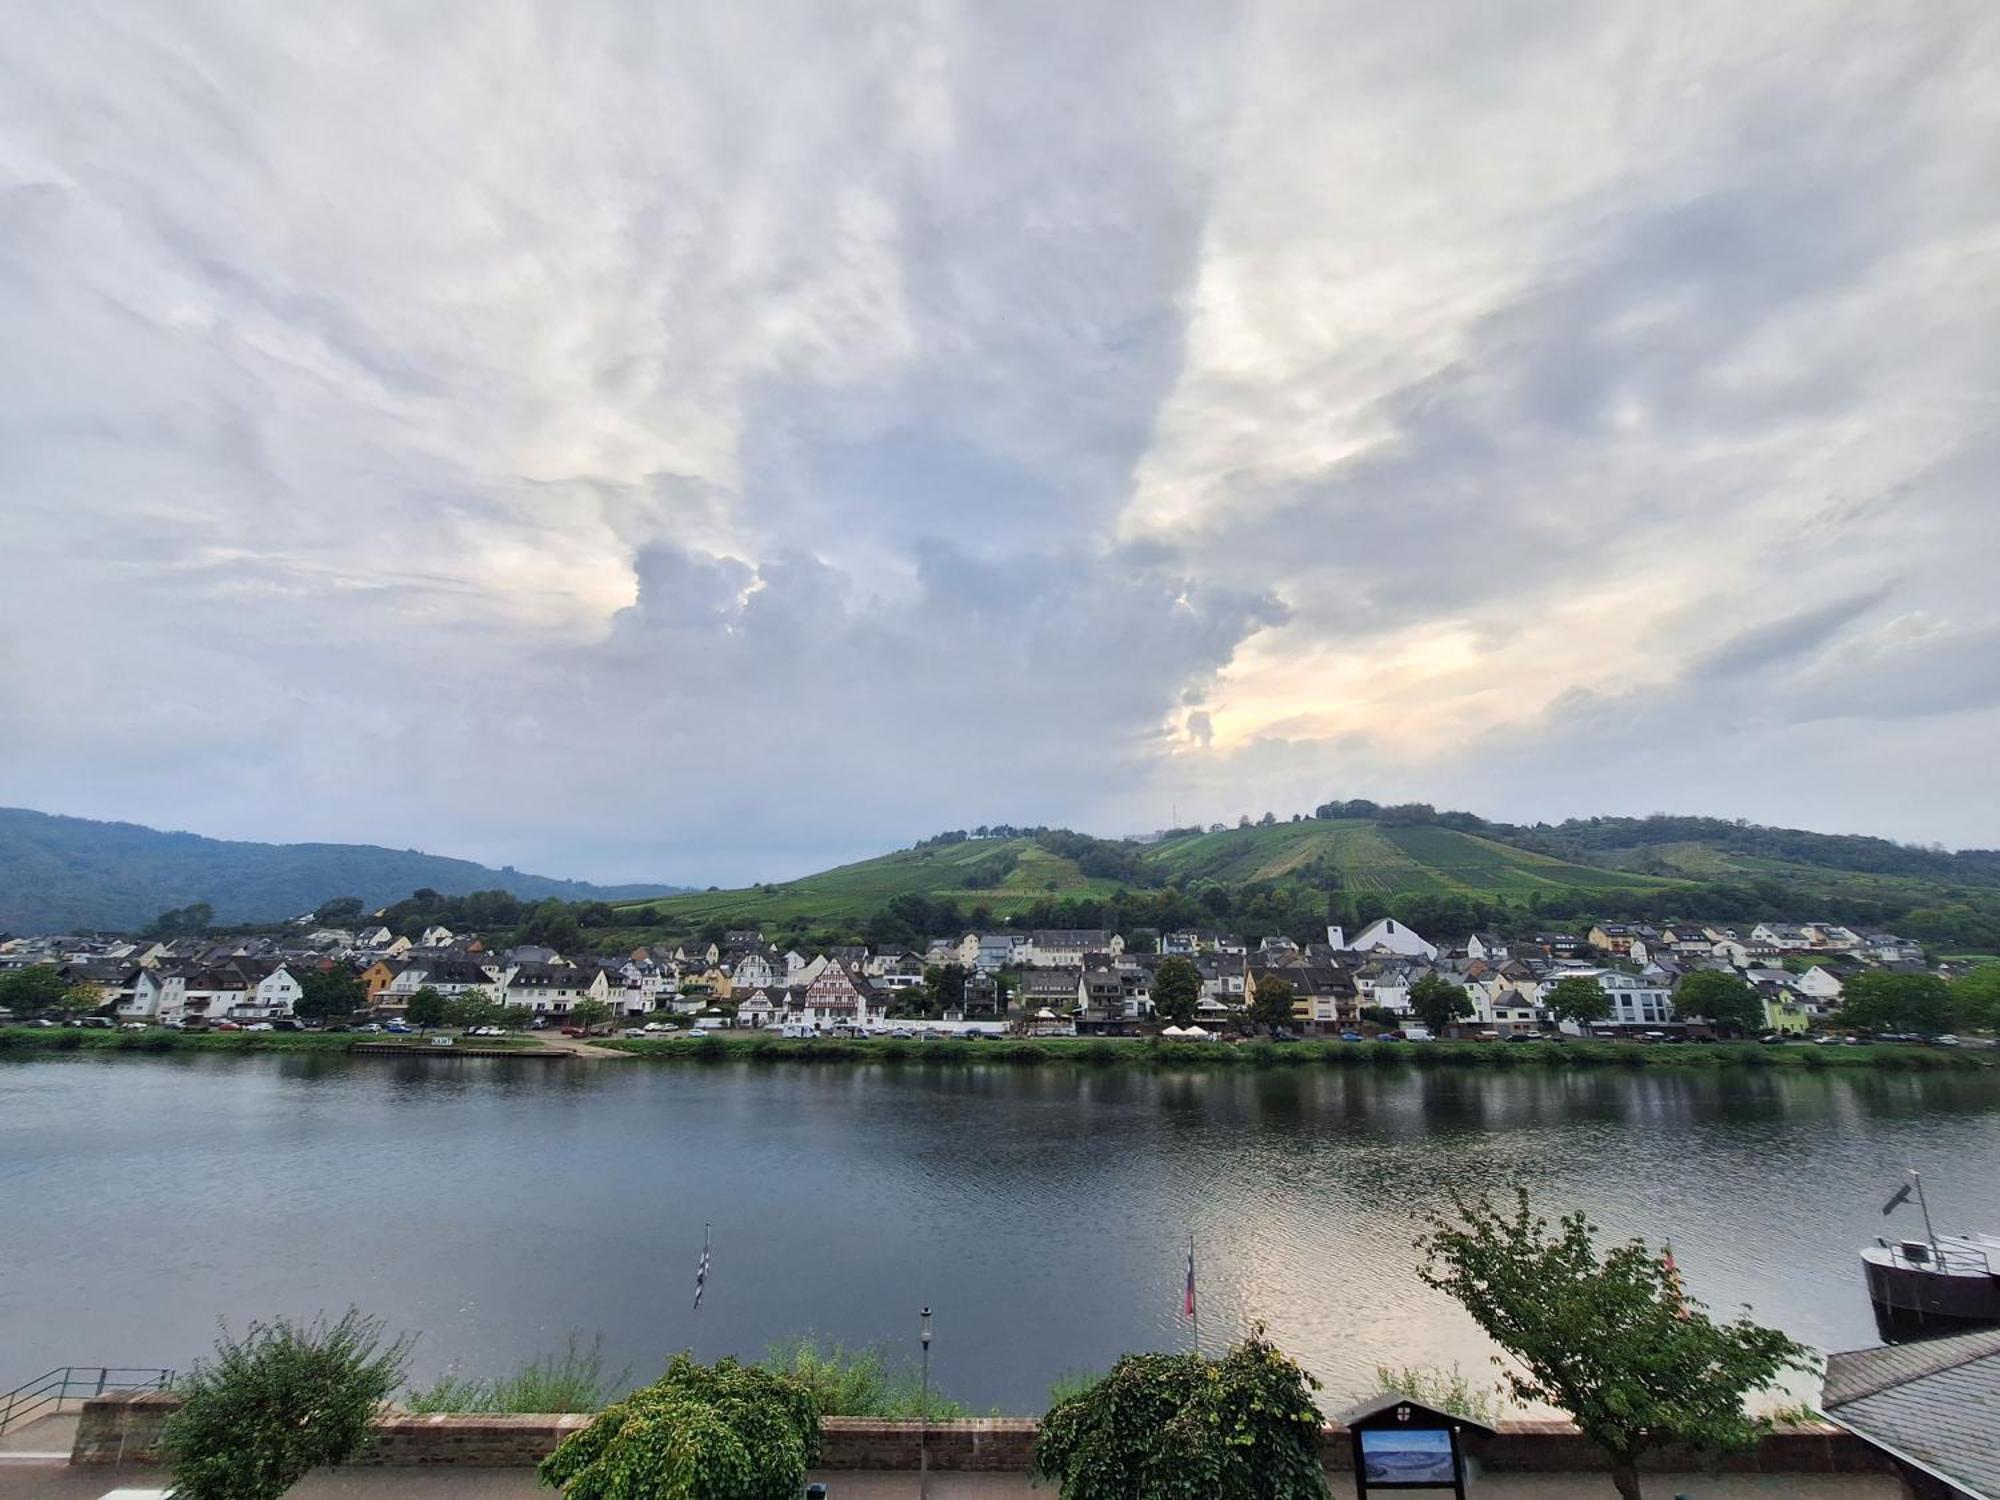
[919,1307,933,1500]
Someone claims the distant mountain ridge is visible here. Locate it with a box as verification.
[0,807,682,932]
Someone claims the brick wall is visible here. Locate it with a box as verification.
[72,1392,1894,1478]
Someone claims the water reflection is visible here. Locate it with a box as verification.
[3,1054,1996,1411]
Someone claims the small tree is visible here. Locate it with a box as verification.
[295,967,364,1026]
[539,1354,821,1500]
[570,998,614,1032]
[1151,957,1202,1027]
[0,965,70,1019]
[1674,971,1762,1034]
[1839,971,1953,1034]
[1419,1191,1812,1500]
[1247,977,1297,1035]
[163,1310,411,1500]
[1035,1330,1327,1500]
[1545,975,1610,1032]
[403,987,448,1031]
[1409,973,1474,1034]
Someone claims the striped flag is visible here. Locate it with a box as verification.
[1183,1235,1197,1319]
[693,1225,711,1312]
[1882,1182,1914,1216]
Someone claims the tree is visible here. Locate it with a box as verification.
[1545,975,1610,1031]
[0,965,71,1019]
[1949,965,2000,1033]
[1409,973,1474,1034]
[570,999,613,1032]
[1035,1330,1326,1500]
[1419,1191,1812,1500]
[1359,1005,1400,1029]
[1151,957,1202,1027]
[162,1309,411,1500]
[313,896,366,925]
[146,902,214,937]
[1840,971,1953,1034]
[443,992,504,1031]
[924,963,967,1016]
[539,1354,822,1500]
[1247,977,1296,1035]
[1674,971,1762,1034]
[295,967,364,1026]
[403,987,448,1031]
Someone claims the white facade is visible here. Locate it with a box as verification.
[1350,919,1437,960]
[1540,969,1674,1030]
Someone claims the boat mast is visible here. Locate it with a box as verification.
[1910,1168,1942,1263]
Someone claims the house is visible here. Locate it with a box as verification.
[959,974,1002,1018]
[1349,919,1437,960]
[1751,922,1813,950]
[355,926,394,949]
[1859,932,1925,964]
[1025,930,1123,968]
[1020,969,1083,1012]
[1195,955,1246,1004]
[1253,965,1356,1031]
[974,933,1029,973]
[734,989,780,1029]
[1587,923,1656,956]
[1797,965,1846,1001]
[1540,969,1674,1031]
[418,925,455,948]
[731,949,778,992]
[1077,971,1131,1031]
[793,961,881,1030]
[1465,933,1508,962]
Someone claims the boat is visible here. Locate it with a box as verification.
[1861,1170,2000,1335]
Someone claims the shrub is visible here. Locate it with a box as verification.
[407,1335,623,1413]
[538,1354,821,1500]
[759,1337,966,1418]
[163,1309,411,1500]
[1375,1363,1504,1426]
[1035,1329,1327,1500]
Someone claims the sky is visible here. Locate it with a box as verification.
[2,1,1998,888]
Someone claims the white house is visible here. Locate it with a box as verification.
[418,926,456,949]
[792,961,882,1030]
[247,965,303,1018]
[1797,965,1846,1002]
[1540,969,1674,1031]
[1349,919,1437,961]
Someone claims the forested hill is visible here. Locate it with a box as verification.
[619,806,2000,952]
[0,807,679,932]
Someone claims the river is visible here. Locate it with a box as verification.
[4,1053,1998,1412]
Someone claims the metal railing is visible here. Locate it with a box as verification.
[0,1366,175,1437]
[1882,1239,1996,1277]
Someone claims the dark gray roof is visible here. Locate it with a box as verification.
[1823,1327,2000,1499]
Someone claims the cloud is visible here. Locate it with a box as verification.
[1,0,1997,882]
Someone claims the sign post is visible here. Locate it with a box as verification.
[1341,1393,1496,1500]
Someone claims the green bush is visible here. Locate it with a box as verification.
[163,1309,411,1500]
[1035,1330,1327,1500]
[538,1354,822,1500]
[1374,1363,1504,1426]
[407,1335,623,1413]
[758,1337,966,1418]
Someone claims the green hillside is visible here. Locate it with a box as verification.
[625,820,1674,929]
[0,807,681,932]
[629,837,1126,926]
[1136,820,1668,895]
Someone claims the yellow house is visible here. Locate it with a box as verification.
[1761,991,1810,1034]
[358,960,400,1007]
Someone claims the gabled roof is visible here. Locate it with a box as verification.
[1823,1328,2000,1499]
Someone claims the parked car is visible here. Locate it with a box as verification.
[269,1018,304,1032]
[119,1021,148,1032]
[244,1022,274,1032]
[354,1023,383,1034]
[687,1027,711,1039]
[890,1028,915,1039]
[383,1023,414,1035]
[78,1016,116,1029]
[1339,1030,1364,1042]
[213,1021,243,1032]
[561,1026,587,1038]
[466,1025,506,1037]
[622,1027,647,1038]
[642,1021,675,1033]
[29,1017,59,1028]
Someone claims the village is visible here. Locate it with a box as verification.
[0,909,1967,1045]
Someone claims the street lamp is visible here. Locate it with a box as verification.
[919,1307,933,1500]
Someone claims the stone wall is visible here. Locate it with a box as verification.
[72,1392,1894,1478]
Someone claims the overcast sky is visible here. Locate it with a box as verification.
[3,1,1997,887]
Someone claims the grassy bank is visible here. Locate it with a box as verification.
[597,1031,1992,1073]
[0,1027,535,1056]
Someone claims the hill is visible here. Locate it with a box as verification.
[0,807,681,932]
[619,808,2000,951]
[621,819,1674,931]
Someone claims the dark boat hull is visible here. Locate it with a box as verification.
[1865,1258,2000,1333]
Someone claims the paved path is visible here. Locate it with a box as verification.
[518,1032,631,1060]
[0,1412,76,1458]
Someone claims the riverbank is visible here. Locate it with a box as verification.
[0,1027,537,1056]
[3,1025,1986,1071]
[598,1031,1992,1072]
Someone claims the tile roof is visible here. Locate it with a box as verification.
[1822,1327,2000,1499]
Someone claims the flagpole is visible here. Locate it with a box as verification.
[693,1221,711,1364]
[1911,1170,1940,1261]
[1189,1231,1199,1358]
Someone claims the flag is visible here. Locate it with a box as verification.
[693,1226,711,1312]
[1882,1182,1914,1216]
[1662,1241,1689,1318]
[1182,1236,1197,1319]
